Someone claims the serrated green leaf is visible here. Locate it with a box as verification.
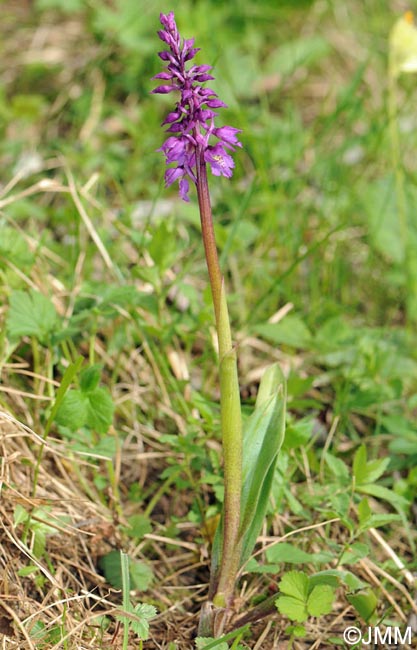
[276,595,308,623]
[85,387,114,433]
[125,514,152,539]
[116,602,156,640]
[55,390,88,431]
[358,513,401,532]
[129,560,154,590]
[0,226,34,268]
[307,584,334,617]
[353,445,390,485]
[99,551,153,591]
[324,453,350,483]
[7,289,59,343]
[279,571,309,600]
[130,603,157,638]
[356,483,409,512]
[286,625,306,637]
[357,498,372,525]
[80,364,102,392]
[14,504,28,526]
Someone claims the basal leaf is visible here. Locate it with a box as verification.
[239,363,286,565]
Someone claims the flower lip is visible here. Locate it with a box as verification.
[153,11,242,201]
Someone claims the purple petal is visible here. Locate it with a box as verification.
[213,126,242,148]
[179,178,190,202]
[206,99,227,109]
[165,167,183,187]
[151,84,178,94]
[205,144,235,178]
[152,72,172,80]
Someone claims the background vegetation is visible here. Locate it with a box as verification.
[1,0,416,648]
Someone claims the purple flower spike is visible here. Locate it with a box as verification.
[152,11,242,201]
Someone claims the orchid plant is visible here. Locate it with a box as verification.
[152,12,286,637]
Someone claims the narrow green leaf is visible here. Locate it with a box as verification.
[353,445,390,485]
[45,356,83,437]
[356,483,409,512]
[238,363,286,565]
[324,453,350,483]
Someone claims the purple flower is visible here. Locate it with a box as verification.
[152,11,242,201]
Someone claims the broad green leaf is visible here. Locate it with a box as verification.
[99,551,153,591]
[0,226,34,268]
[279,571,309,601]
[56,385,114,434]
[306,585,334,617]
[347,589,378,622]
[125,514,152,539]
[238,363,286,566]
[7,289,59,343]
[85,387,114,434]
[276,595,308,623]
[129,560,154,590]
[310,569,364,591]
[286,625,306,638]
[266,542,332,565]
[55,390,88,431]
[339,542,369,565]
[79,364,102,392]
[254,316,312,349]
[363,177,403,263]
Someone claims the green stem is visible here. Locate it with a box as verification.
[196,150,242,607]
[388,63,408,252]
[388,60,417,322]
